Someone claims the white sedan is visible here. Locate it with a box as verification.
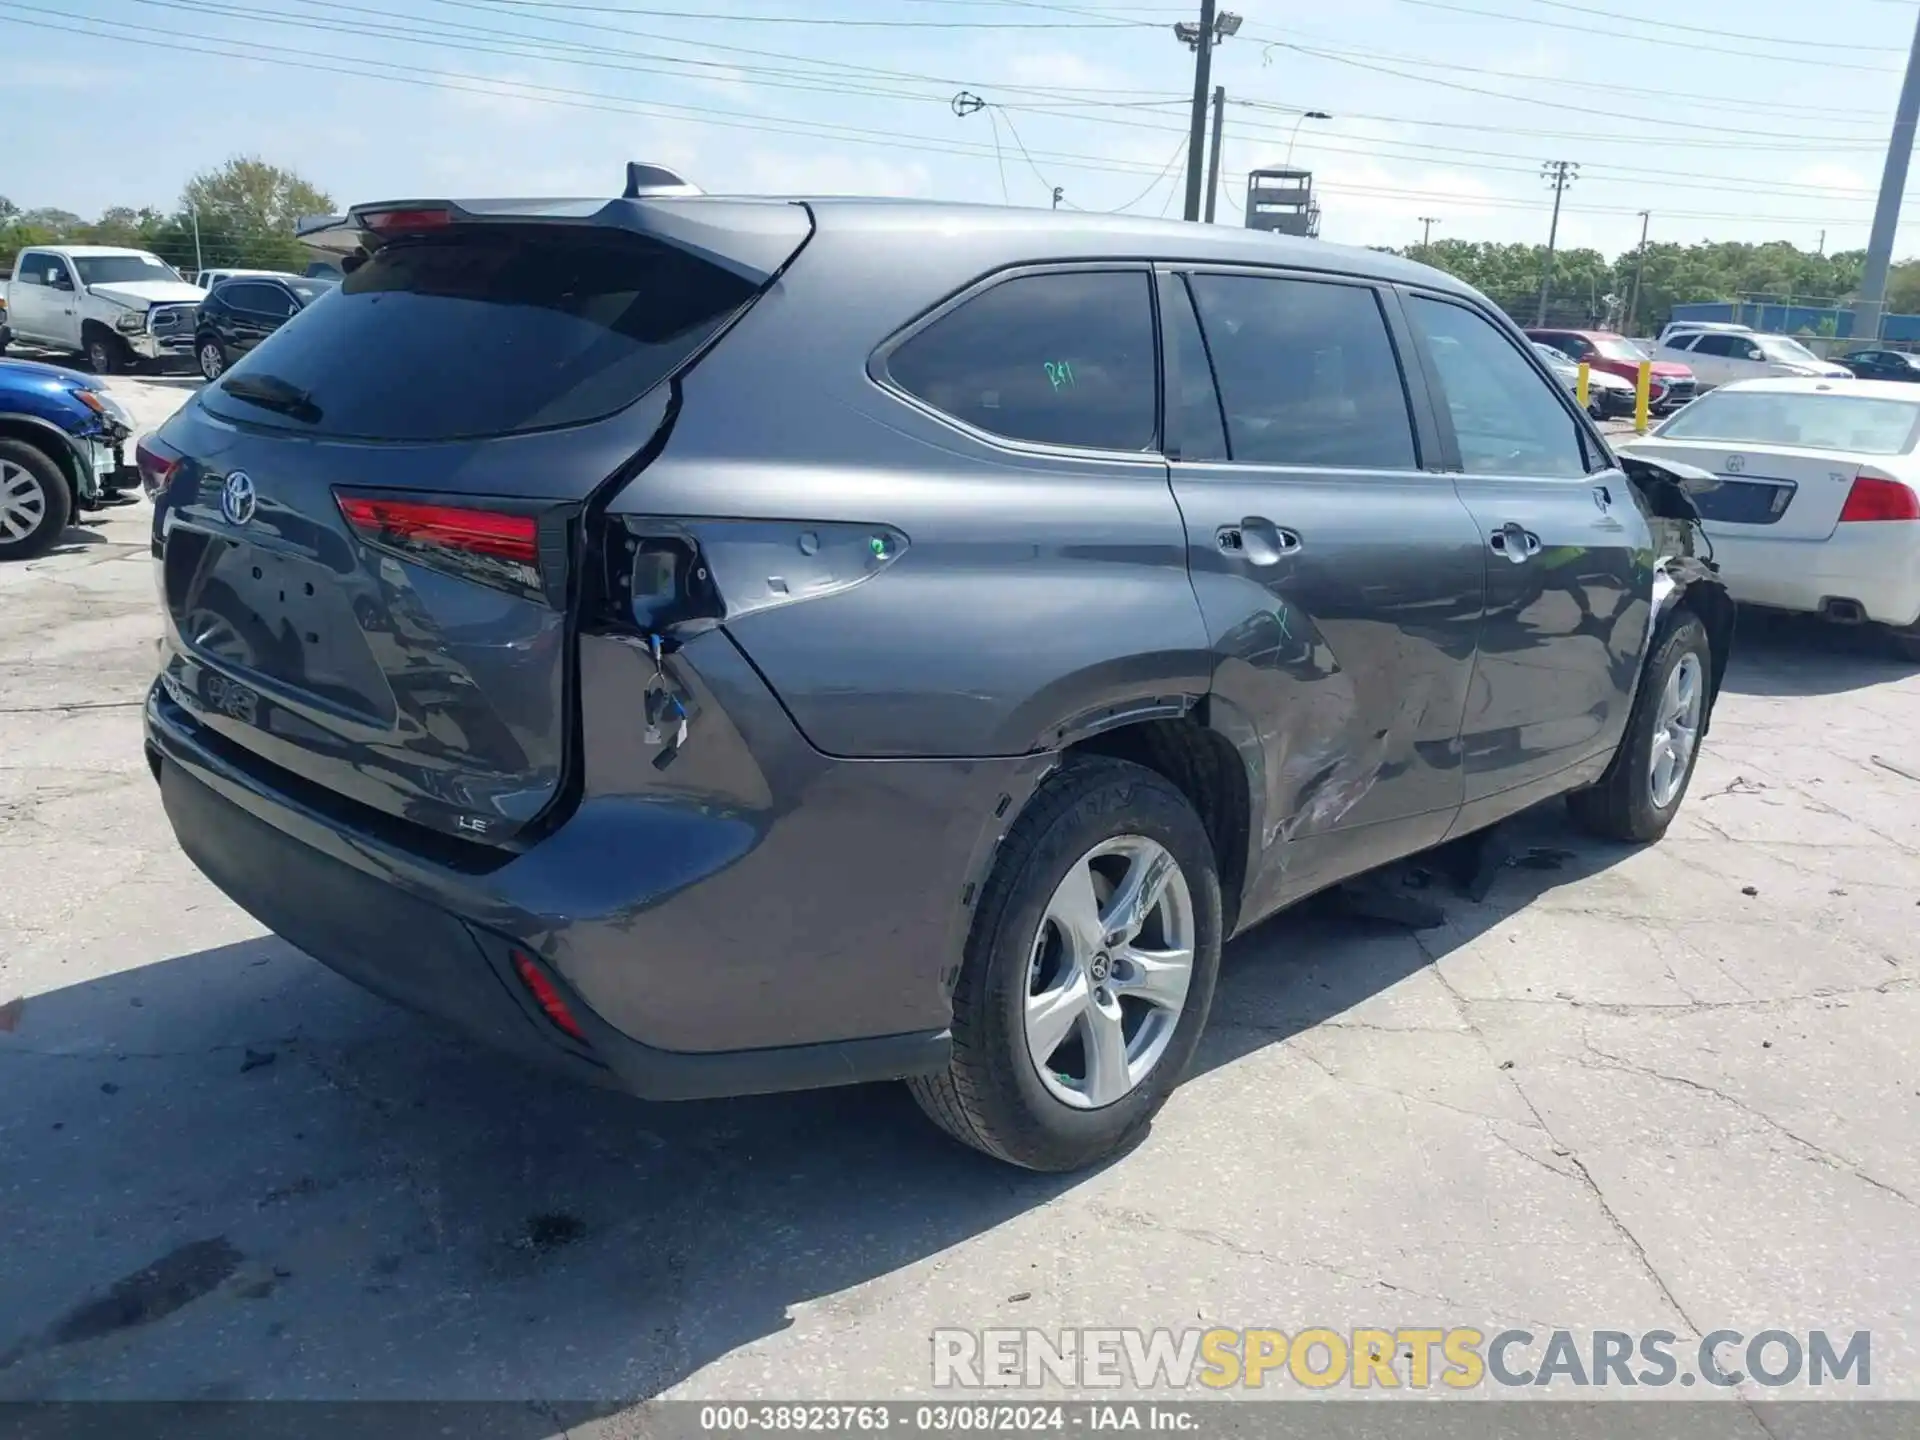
[1618,377,1920,660]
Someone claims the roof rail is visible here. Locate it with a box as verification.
[624,162,703,199]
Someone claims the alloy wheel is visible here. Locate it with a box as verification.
[0,458,48,543]
[1024,835,1195,1110]
[200,343,224,381]
[1649,651,1704,809]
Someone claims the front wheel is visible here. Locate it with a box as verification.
[84,333,123,376]
[908,756,1222,1172]
[1568,609,1712,843]
[0,438,74,561]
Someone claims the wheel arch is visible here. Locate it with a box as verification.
[1064,710,1256,939]
[0,414,82,509]
[1671,571,1735,733]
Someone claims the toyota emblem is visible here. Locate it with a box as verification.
[1725,455,1746,474]
[220,471,257,526]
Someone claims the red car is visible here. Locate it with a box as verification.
[1525,328,1697,412]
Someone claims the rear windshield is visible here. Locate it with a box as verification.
[1657,389,1920,455]
[199,226,757,441]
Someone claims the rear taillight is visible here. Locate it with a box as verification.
[360,207,452,234]
[511,950,586,1042]
[336,493,544,596]
[135,436,182,499]
[1838,469,1920,523]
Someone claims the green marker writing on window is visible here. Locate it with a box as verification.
[1044,360,1075,391]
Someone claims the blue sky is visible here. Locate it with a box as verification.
[8,0,1919,260]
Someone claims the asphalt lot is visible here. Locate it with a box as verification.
[2,376,1918,1413]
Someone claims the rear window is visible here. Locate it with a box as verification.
[200,227,757,441]
[885,270,1158,452]
[1657,389,1920,455]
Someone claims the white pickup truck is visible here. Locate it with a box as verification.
[0,245,205,374]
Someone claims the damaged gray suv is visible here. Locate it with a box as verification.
[143,168,1730,1172]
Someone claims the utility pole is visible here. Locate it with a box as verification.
[1818,229,1826,257]
[1535,160,1577,327]
[1417,216,1440,249]
[1174,2,1241,222]
[1203,85,1226,223]
[188,204,203,276]
[1051,186,1063,210]
[1624,210,1650,338]
[1854,6,1920,343]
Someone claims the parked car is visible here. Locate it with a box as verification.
[1656,320,1753,347]
[1531,340,1636,418]
[142,174,1732,1172]
[0,246,204,374]
[194,275,337,381]
[1838,348,1920,383]
[1620,376,1920,659]
[1654,329,1851,389]
[0,357,141,559]
[1525,328,1698,412]
[194,267,301,293]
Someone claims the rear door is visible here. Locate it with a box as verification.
[220,283,291,356]
[1401,290,1651,807]
[1161,266,1486,912]
[150,201,810,849]
[1685,333,1740,388]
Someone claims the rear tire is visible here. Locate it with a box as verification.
[197,337,228,382]
[1568,609,1712,843]
[908,756,1222,1172]
[1886,622,1920,664]
[0,438,73,562]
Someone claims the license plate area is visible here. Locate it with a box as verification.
[1694,476,1797,526]
[166,529,396,724]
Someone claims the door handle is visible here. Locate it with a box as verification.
[1487,521,1540,563]
[1219,516,1301,566]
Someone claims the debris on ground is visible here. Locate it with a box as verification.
[1741,885,1759,897]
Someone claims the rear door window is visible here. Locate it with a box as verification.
[1408,296,1590,478]
[885,269,1157,452]
[198,226,759,441]
[1186,272,1417,469]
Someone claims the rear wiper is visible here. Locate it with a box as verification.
[219,372,323,424]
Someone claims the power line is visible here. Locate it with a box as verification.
[1372,0,1902,71]
[421,0,1154,26]
[1481,0,1905,53]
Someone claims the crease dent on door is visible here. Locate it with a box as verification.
[1162,267,1487,898]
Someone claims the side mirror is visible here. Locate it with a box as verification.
[51,271,74,291]
[1617,452,1714,522]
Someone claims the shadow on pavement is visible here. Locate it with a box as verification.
[1718,606,1916,698]
[0,804,1630,1405]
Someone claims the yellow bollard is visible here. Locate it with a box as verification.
[1635,361,1652,434]
[1576,361,1591,414]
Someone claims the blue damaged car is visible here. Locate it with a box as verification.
[0,357,142,559]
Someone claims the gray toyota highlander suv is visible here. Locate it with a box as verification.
[141,170,1732,1171]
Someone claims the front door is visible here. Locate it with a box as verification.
[1159,267,1487,918]
[1399,291,1651,814]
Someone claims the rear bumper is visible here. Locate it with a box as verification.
[145,628,1036,1100]
[1707,520,1920,628]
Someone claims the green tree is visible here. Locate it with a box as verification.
[181,156,332,236]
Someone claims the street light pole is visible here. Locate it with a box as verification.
[1853,5,1920,343]
[1417,215,1440,249]
[1285,110,1332,168]
[1176,3,1240,222]
[1203,86,1226,223]
[1624,210,1651,338]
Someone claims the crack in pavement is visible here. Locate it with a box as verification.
[1574,1044,1919,1210]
